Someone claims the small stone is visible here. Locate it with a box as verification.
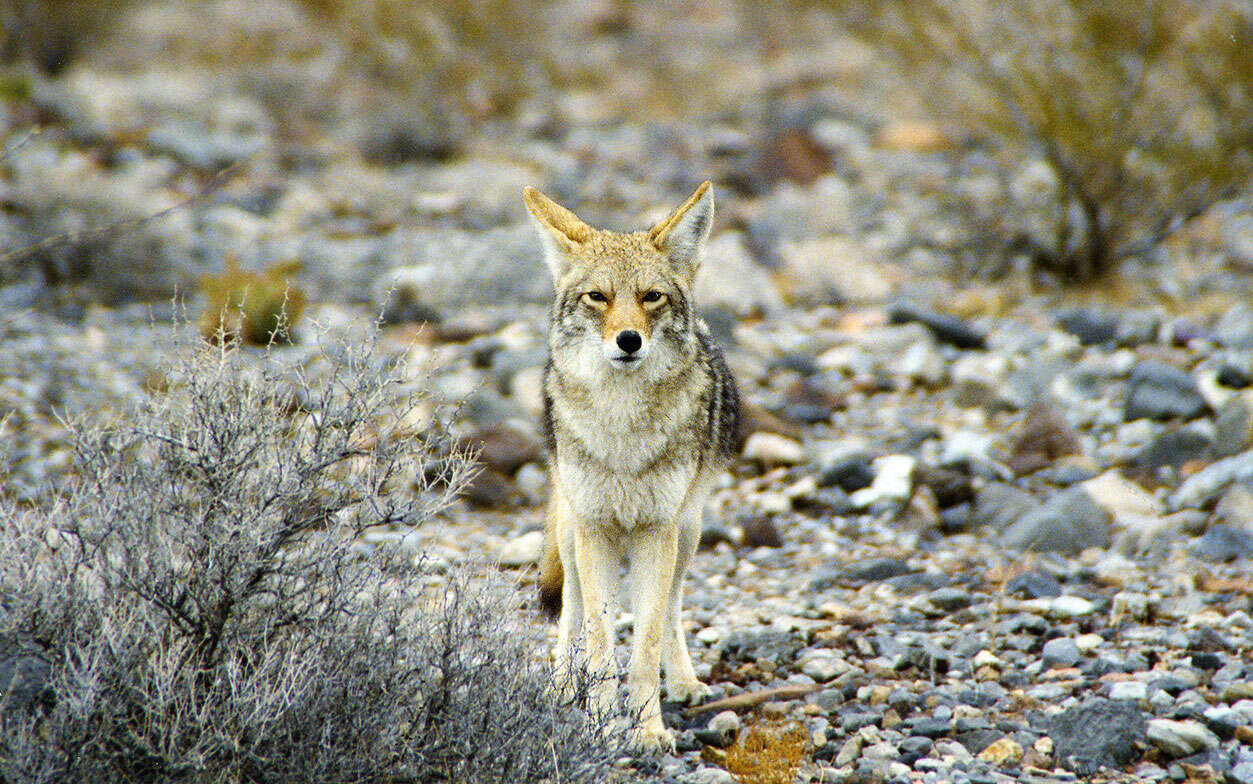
[1009,398,1083,475]
[1145,719,1220,758]
[1125,360,1207,421]
[850,454,916,508]
[973,650,1000,668]
[1109,681,1149,701]
[1058,307,1119,345]
[835,735,863,766]
[801,651,850,682]
[974,483,1041,531]
[1050,595,1096,618]
[978,737,1024,766]
[742,432,805,466]
[1047,698,1147,774]
[1170,451,1253,510]
[1005,570,1062,599]
[740,515,783,548]
[928,587,973,612]
[680,767,738,784]
[1042,637,1082,669]
[862,741,901,761]
[888,301,986,349]
[817,453,875,491]
[701,711,741,748]
[1001,487,1112,555]
[497,530,544,566]
[1192,524,1253,563]
[1215,396,1253,457]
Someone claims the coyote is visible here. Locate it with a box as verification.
[522,181,740,753]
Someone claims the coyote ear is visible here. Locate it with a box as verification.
[523,186,591,280]
[649,181,714,281]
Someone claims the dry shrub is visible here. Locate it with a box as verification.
[723,720,810,784]
[862,0,1253,281]
[0,328,629,783]
[297,0,548,118]
[199,260,307,345]
[0,0,135,73]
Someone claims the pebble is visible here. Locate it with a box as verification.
[850,454,916,508]
[1041,637,1081,669]
[1125,360,1208,421]
[496,530,544,566]
[741,432,805,466]
[977,737,1023,766]
[1109,681,1149,701]
[1145,719,1220,758]
[1000,487,1111,555]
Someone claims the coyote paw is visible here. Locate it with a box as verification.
[666,679,711,705]
[633,724,676,756]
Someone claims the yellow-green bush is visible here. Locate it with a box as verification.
[199,261,306,345]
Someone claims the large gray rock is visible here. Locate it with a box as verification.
[1145,719,1220,758]
[1125,360,1207,421]
[375,225,551,317]
[1170,451,1253,510]
[1001,487,1111,554]
[1046,698,1147,775]
[973,483,1041,531]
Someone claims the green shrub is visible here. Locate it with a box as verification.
[862,0,1253,280]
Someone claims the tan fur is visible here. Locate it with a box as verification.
[524,181,739,755]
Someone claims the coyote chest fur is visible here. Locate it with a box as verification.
[524,181,739,754]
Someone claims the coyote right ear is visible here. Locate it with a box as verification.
[523,186,591,280]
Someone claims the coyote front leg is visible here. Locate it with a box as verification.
[572,524,619,717]
[627,525,680,753]
[663,506,709,704]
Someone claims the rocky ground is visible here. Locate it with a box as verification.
[3,2,1253,782]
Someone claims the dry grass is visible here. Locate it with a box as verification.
[723,720,810,784]
[859,0,1253,281]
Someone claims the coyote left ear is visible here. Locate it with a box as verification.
[649,181,714,282]
[523,186,592,281]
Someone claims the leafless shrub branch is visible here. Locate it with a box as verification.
[0,327,628,783]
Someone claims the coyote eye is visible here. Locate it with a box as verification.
[584,291,608,304]
[641,290,665,303]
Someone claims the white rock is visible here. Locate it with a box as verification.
[708,710,741,738]
[1146,719,1220,758]
[1075,633,1104,653]
[898,339,947,386]
[1050,595,1096,618]
[681,768,737,784]
[801,651,850,682]
[1112,591,1150,623]
[1169,451,1253,510]
[497,530,544,567]
[742,432,805,466]
[514,462,548,505]
[1082,471,1164,521]
[696,627,721,645]
[973,650,1000,668]
[1109,681,1148,701]
[851,454,916,508]
[940,430,995,466]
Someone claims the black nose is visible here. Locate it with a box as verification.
[616,330,642,354]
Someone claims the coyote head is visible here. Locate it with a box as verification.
[523,182,714,377]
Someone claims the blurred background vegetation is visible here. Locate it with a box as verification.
[1,0,1251,294]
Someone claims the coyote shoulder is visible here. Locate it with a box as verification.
[522,181,739,753]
